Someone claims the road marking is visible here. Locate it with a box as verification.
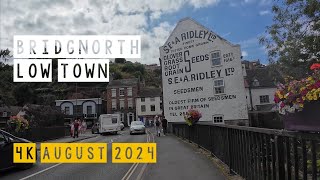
[121,129,150,180]
[19,163,62,180]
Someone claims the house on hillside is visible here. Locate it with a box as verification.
[243,60,283,128]
[104,78,140,126]
[0,106,23,129]
[136,87,162,126]
[55,98,106,128]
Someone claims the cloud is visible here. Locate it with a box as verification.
[259,10,270,16]
[0,0,221,64]
[242,51,248,57]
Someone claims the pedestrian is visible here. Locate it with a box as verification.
[82,120,87,134]
[161,116,168,136]
[155,116,161,137]
[73,120,79,138]
[70,120,74,137]
[78,118,82,134]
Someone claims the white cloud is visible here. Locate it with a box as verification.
[242,51,248,57]
[259,10,270,16]
[0,0,221,64]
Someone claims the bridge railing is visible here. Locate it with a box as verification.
[171,122,320,180]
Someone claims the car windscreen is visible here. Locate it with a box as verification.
[131,121,144,126]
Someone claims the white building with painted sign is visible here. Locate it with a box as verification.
[159,18,248,125]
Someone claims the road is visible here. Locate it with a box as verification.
[0,128,154,180]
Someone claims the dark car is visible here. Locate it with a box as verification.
[91,123,100,134]
[0,130,34,171]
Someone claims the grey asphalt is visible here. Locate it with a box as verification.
[0,129,148,180]
[143,134,226,180]
[0,129,226,180]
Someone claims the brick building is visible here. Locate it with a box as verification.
[104,78,140,126]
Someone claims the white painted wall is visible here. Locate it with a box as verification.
[60,102,74,115]
[160,18,248,123]
[136,97,162,117]
[82,101,96,114]
[245,87,277,110]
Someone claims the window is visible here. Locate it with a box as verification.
[141,105,146,112]
[128,98,133,109]
[260,95,270,104]
[150,97,155,101]
[213,115,223,123]
[141,97,145,102]
[112,99,117,110]
[120,99,125,109]
[211,51,221,66]
[214,79,225,94]
[127,87,132,96]
[86,106,92,114]
[160,102,163,110]
[111,89,116,97]
[112,118,117,124]
[253,79,260,86]
[150,105,155,111]
[119,88,125,96]
[64,107,70,115]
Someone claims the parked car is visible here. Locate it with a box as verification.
[91,123,100,134]
[120,122,125,130]
[0,130,34,171]
[130,121,146,135]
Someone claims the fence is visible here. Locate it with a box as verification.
[171,122,320,180]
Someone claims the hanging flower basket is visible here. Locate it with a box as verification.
[184,109,202,126]
[275,63,320,131]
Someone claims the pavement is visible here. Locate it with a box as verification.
[36,130,97,151]
[143,133,226,180]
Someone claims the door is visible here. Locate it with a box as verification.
[0,132,13,170]
[127,113,134,126]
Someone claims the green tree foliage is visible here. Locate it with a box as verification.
[260,0,320,79]
[13,84,35,106]
[0,49,12,61]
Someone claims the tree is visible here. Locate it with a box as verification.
[0,49,12,61]
[260,0,320,79]
[13,84,35,106]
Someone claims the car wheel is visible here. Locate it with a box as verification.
[130,131,133,135]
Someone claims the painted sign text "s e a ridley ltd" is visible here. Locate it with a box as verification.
[13,35,141,82]
[159,18,248,123]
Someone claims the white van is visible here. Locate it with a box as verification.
[98,114,121,135]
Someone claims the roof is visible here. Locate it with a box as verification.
[0,106,23,115]
[245,67,277,88]
[107,78,139,88]
[160,17,236,48]
[137,87,162,98]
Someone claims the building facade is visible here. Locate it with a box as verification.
[136,88,162,126]
[160,18,248,125]
[104,78,140,126]
[55,98,106,127]
[243,61,279,112]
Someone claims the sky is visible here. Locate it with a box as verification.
[0,0,274,64]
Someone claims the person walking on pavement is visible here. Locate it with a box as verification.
[73,120,80,138]
[70,120,75,137]
[82,120,87,134]
[162,116,168,136]
[155,116,161,137]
